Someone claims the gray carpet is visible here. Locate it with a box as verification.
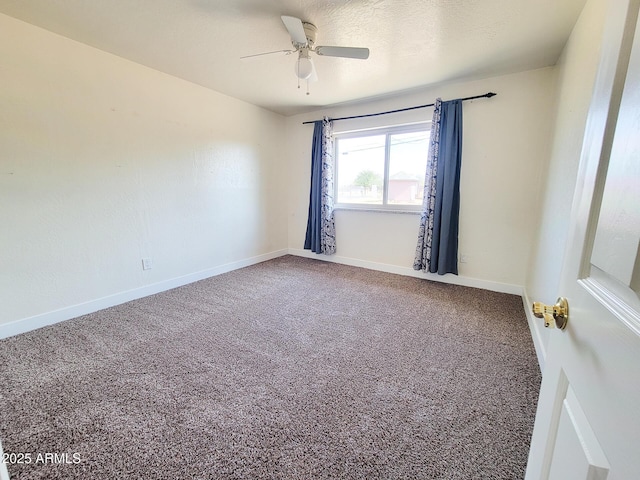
[0,255,541,479]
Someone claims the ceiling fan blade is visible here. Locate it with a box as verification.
[240,49,294,60]
[281,15,308,45]
[315,46,370,59]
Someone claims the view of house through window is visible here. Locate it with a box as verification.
[335,124,430,210]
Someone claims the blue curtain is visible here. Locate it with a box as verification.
[414,99,463,275]
[304,117,336,254]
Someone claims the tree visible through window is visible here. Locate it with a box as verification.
[334,124,430,210]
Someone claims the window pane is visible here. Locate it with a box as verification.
[388,131,429,205]
[336,135,385,205]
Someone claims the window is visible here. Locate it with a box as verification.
[334,123,430,212]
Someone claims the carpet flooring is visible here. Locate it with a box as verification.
[0,255,541,479]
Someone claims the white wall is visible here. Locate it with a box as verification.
[286,68,556,292]
[0,14,287,332]
[524,0,607,364]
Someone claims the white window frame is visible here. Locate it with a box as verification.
[333,122,430,213]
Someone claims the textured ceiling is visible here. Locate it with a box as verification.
[0,0,587,116]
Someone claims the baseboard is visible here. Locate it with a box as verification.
[0,249,289,340]
[288,248,523,295]
[522,288,547,372]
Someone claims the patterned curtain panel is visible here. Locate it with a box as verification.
[304,117,336,255]
[413,99,463,275]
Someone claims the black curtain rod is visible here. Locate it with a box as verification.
[302,92,496,125]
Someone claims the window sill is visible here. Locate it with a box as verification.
[334,205,422,215]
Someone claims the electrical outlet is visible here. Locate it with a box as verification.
[142,258,153,270]
[460,254,469,264]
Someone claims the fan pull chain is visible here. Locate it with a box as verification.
[297,77,310,95]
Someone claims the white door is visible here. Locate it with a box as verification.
[525,0,640,479]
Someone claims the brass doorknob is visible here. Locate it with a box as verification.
[532,297,569,330]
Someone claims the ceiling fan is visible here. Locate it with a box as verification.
[241,15,370,93]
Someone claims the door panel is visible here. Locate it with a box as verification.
[548,383,610,480]
[526,0,640,478]
[588,0,640,328]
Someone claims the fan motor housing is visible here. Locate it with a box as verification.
[302,22,317,47]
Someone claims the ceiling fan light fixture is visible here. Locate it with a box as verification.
[295,56,314,80]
